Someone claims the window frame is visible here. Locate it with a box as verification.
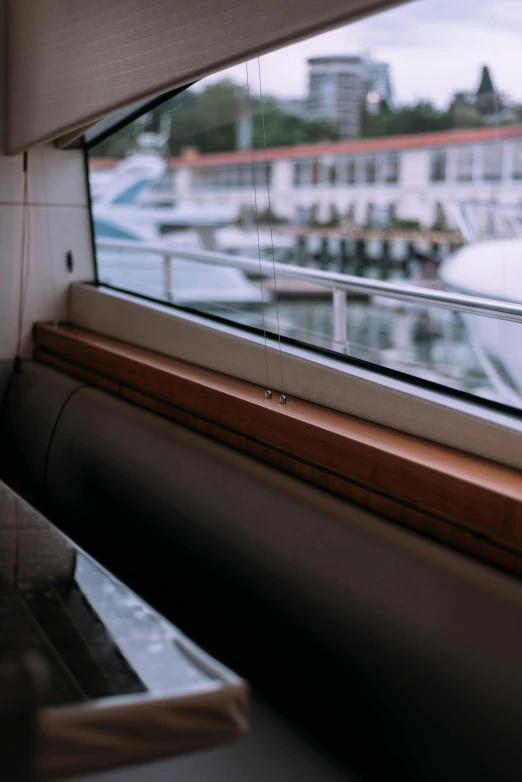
[364,155,376,185]
[70,281,522,474]
[82,94,522,471]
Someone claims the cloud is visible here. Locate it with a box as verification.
[201,0,522,109]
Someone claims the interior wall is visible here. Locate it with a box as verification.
[0,0,96,402]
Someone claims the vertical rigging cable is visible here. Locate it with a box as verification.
[256,57,286,400]
[245,61,271,396]
[16,151,31,367]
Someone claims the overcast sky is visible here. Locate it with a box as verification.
[202,0,522,108]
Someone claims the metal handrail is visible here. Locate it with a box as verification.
[97,236,522,326]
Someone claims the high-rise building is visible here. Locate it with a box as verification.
[307,56,365,138]
[366,61,392,111]
[306,56,392,138]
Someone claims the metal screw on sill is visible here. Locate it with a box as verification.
[280,394,287,404]
[265,390,272,400]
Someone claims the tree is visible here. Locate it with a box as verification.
[361,101,455,138]
[251,98,338,148]
[477,66,494,95]
[167,81,239,154]
[164,81,338,155]
[93,80,339,158]
[476,65,500,116]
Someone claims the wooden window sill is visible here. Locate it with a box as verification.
[33,323,522,577]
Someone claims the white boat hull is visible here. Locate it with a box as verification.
[440,239,522,405]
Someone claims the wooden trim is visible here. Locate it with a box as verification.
[33,323,522,577]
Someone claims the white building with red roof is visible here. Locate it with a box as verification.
[90,125,522,231]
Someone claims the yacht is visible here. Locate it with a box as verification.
[92,149,263,306]
[440,237,522,405]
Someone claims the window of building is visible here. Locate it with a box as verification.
[293,161,301,187]
[192,163,271,189]
[483,145,503,182]
[456,147,474,182]
[241,165,252,187]
[294,160,313,187]
[384,153,399,184]
[323,158,337,185]
[311,160,320,186]
[231,167,242,187]
[364,156,376,185]
[513,143,522,180]
[430,150,447,182]
[346,158,356,185]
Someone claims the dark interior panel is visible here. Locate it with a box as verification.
[3,362,522,781]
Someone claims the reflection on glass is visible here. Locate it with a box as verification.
[88,0,522,412]
[0,482,225,709]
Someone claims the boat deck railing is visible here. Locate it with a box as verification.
[96,237,522,350]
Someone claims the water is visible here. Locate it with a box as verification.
[97,254,496,403]
[200,296,496,400]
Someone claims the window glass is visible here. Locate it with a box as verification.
[430,150,446,182]
[365,156,376,184]
[294,160,313,187]
[88,0,522,413]
[456,147,474,182]
[483,144,503,182]
[385,153,399,184]
[324,158,337,185]
[513,143,522,180]
[311,160,320,185]
[346,158,356,185]
[293,161,301,187]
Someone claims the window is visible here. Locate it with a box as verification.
[311,160,320,186]
[456,147,474,182]
[293,161,301,187]
[367,203,390,228]
[254,163,271,187]
[294,160,313,187]
[86,0,522,419]
[323,158,337,185]
[384,153,399,184]
[192,163,270,189]
[513,143,522,180]
[364,156,376,185]
[430,150,446,182]
[483,144,503,182]
[345,158,356,185]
